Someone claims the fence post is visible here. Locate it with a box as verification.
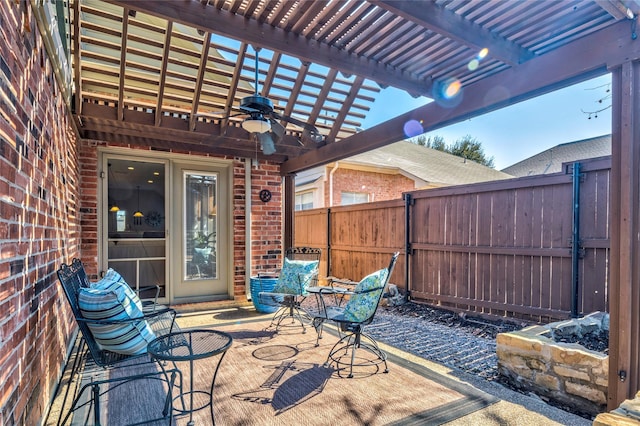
[570,162,582,318]
[404,193,412,302]
[326,208,332,277]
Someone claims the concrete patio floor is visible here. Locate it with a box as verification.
[46,301,592,425]
[178,303,591,426]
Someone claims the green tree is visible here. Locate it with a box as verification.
[411,135,446,150]
[409,134,495,168]
[412,135,427,146]
[449,135,495,168]
[429,136,447,152]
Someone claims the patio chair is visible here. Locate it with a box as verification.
[255,247,321,333]
[56,258,181,425]
[311,252,399,378]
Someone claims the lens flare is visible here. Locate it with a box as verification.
[468,59,479,71]
[432,77,463,108]
[403,119,423,138]
[478,48,489,59]
[443,79,461,98]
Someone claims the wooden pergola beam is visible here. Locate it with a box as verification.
[219,43,247,134]
[282,19,640,174]
[117,7,129,121]
[371,0,533,65]
[79,103,309,157]
[608,58,640,410]
[106,0,432,96]
[156,21,173,127]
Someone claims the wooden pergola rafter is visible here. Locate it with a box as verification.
[69,0,640,409]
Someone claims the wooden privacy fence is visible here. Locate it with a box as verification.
[295,157,610,322]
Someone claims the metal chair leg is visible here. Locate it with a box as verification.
[92,383,101,426]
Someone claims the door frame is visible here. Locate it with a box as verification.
[98,148,234,304]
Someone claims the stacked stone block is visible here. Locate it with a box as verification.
[497,312,609,416]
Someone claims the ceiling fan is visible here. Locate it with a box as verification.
[220,47,324,155]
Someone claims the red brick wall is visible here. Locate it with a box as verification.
[0,2,80,424]
[326,167,415,206]
[0,2,285,424]
[78,142,99,275]
[233,161,248,297]
[250,161,283,274]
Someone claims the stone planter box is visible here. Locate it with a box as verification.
[496,312,609,416]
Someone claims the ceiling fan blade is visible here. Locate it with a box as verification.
[273,113,324,143]
[239,104,264,115]
[268,117,285,142]
[302,125,324,144]
[257,132,276,155]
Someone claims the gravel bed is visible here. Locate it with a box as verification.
[368,303,521,381]
[368,301,603,421]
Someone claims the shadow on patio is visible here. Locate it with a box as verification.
[46,306,591,425]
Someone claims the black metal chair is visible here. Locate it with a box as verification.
[56,258,181,425]
[256,247,321,333]
[311,252,399,378]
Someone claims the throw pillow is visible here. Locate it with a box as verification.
[342,268,389,322]
[79,278,155,355]
[92,268,144,311]
[272,258,319,295]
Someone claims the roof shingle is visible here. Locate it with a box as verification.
[501,135,611,177]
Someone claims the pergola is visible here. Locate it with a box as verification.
[53,0,640,409]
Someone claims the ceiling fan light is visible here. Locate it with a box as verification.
[242,116,271,133]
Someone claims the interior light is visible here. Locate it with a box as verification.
[132,186,144,219]
[242,116,271,133]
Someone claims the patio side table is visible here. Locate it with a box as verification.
[307,283,352,342]
[148,329,232,426]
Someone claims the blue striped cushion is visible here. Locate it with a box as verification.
[80,273,155,355]
[92,269,144,311]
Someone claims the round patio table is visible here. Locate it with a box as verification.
[148,329,232,426]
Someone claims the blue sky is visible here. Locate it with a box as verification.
[361,74,612,170]
[210,36,611,170]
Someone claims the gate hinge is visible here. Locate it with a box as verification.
[568,238,586,258]
[405,243,415,255]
